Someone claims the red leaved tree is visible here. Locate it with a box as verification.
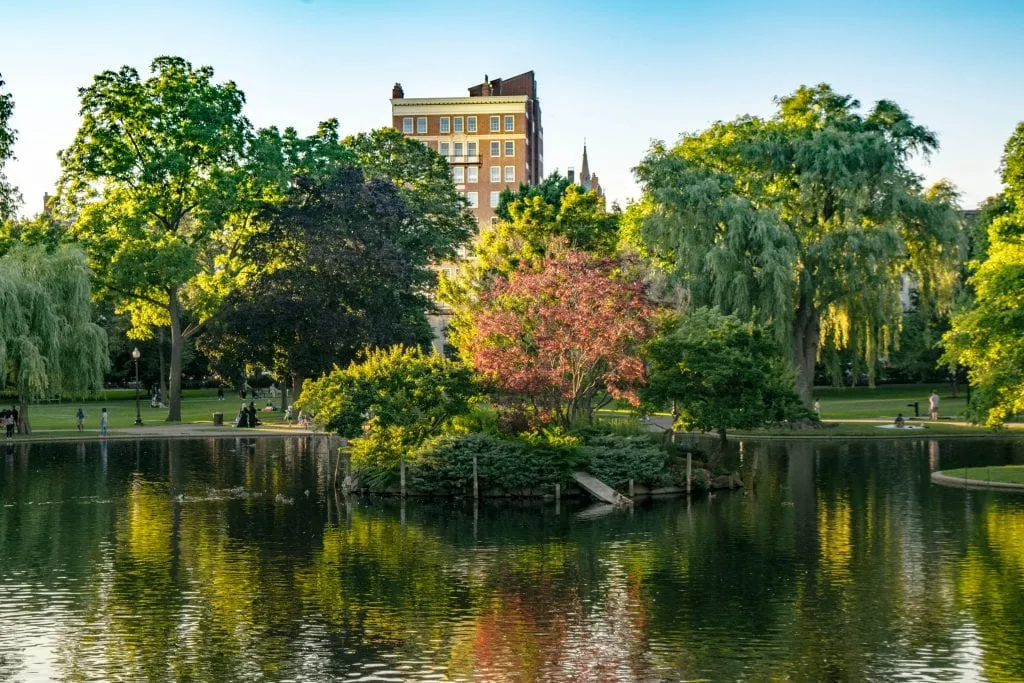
[468,248,654,428]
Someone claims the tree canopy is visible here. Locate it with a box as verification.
[496,171,572,221]
[201,165,437,403]
[942,122,1024,426]
[634,84,963,402]
[643,308,809,441]
[344,128,475,263]
[0,72,20,221]
[57,56,255,421]
[0,245,109,432]
[466,246,654,428]
[441,182,619,354]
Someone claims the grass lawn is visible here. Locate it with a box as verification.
[941,466,1024,485]
[814,384,968,420]
[10,390,293,432]
[733,422,1016,439]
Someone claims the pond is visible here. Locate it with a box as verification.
[2,436,1024,681]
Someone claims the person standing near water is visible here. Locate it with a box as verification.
[99,408,108,437]
[76,407,85,431]
[929,391,940,420]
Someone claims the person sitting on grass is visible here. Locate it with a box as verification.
[894,413,905,428]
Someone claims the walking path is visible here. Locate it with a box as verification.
[5,424,317,445]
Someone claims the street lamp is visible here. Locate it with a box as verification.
[132,347,143,426]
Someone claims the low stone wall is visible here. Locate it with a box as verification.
[931,470,1024,491]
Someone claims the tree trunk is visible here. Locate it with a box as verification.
[158,327,169,408]
[167,289,184,422]
[17,399,30,434]
[792,299,821,406]
[291,374,305,404]
[280,379,288,412]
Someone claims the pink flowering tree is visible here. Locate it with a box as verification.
[468,248,655,428]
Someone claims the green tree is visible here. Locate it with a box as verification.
[441,183,619,355]
[634,84,963,403]
[0,72,20,221]
[496,171,572,221]
[298,345,477,487]
[643,308,809,442]
[0,245,109,432]
[942,122,1024,426]
[201,166,436,407]
[344,128,475,263]
[0,211,65,257]
[57,56,254,421]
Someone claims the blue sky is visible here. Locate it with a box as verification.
[2,0,1022,216]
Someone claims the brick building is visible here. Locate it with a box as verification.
[390,71,543,229]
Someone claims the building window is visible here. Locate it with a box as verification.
[490,216,499,226]
[453,116,463,133]
[439,141,450,158]
[504,166,515,183]
[453,166,465,183]
[467,142,477,158]
[490,191,501,208]
[490,116,500,132]
[504,115,514,132]
[467,167,478,183]
[402,117,413,134]
[466,191,478,208]
[439,117,450,134]
[505,141,514,157]
[454,142,464,159]
[467,116,477,132]
[490,141,500,157]
[416,117,427,134]
[490,166,500,183]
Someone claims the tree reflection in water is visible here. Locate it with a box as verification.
[0,437,1022,680]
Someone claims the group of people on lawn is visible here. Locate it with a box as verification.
[894,391,941,428]
[73,406,109,436]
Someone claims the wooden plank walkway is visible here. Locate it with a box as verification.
[572,471,633,507]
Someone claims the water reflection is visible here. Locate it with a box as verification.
[0,437,1023,680]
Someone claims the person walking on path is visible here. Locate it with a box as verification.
[99,408,108,437]
[929,391,940,420]
[76,407,85,431]
[4,411,14,440]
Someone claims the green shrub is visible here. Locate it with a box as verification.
[409,433,578,494]
[350,423,406,490]
[582,435,669,488]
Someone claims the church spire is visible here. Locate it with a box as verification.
[580,140,591,186]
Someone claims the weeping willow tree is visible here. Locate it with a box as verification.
[634,84,963,402]
[0,245,109,432]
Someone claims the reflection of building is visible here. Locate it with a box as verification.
[390,71,544,229]
[567,143,604,208]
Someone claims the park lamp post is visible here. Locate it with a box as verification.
[132,347,143,426]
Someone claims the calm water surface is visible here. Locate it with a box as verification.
[2,436,1024,682]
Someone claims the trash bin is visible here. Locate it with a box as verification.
[213,412,224,426]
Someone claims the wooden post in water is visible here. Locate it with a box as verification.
[629,478,635,497]
[687,453,692,496]
[473,453,479,500]
[400,453,406,498]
